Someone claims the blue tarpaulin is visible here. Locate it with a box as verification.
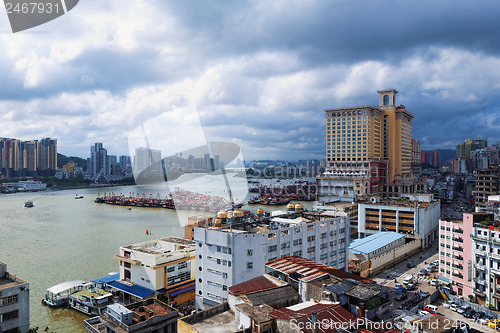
[170,284,195,297]
[92,273,120,284]
[109,281,155,299]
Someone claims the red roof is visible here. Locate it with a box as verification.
[265,256,372,283]
[270,303,358,333]
[228,275,281,296]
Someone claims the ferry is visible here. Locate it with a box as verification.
[42,280,85,308]
[24,200,33,208]
[68,283,114,316]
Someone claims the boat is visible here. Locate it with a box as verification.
[42,280,86,308]
[75,194,84,199]
[24,200,33,208]
[68,283,113,316]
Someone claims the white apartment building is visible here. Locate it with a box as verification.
[111,237,195,305]
[0,261,29,333]
[194,210,350,310]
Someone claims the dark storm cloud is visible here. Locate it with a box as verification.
[2,0,500,159]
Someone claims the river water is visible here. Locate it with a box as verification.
[0,174,313,332]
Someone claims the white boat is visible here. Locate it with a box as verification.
[42,280,85,308]
[68,283,113,316]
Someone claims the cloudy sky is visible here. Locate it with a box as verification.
[1,1,500,161]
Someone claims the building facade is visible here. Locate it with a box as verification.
[474,166,500,207]
[357,198,440,248]
[193,211,350,310]
[112,237,195,306]
[0,137,57,178]
[438,217,474,297]
[319,89,424,202]
[0,261,29,333]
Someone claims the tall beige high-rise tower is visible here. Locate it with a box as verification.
[318,90,419,202]
[376,89,414,182]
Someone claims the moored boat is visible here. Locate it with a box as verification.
[42,280,86,308]
[68,283,113,316]
[75,194,84,199]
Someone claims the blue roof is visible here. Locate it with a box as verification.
[349,232,405,255]
[92,273,120,284]
[108,281,155,299]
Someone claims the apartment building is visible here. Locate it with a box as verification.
[112,237,195,306]
[357,197,440,248]
[468,213,500,308]
[475,166,500,207]
[0,261,29,333]
[193,210,350,310]
[438,218,474,296]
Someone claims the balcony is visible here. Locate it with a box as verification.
[475,263,486,271]
[491,267,500,275]
[476,250,486,257]
[452,246,464,252]
[471,234,488,242]
[491,253,500,260]
[474,277,486,286]
[474,289,486,297]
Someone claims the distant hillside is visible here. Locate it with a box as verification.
[57,153,87,171]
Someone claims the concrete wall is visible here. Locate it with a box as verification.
[181,302,230,324]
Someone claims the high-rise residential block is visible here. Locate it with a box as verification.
[0,137,57,178]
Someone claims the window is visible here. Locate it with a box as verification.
[2,310,18,321]
[247,262,253,269]
[178,262,188,270]
[166,266,175,273]
[247,249,253,256]
[268,245,277,252]
[0,295,18,307]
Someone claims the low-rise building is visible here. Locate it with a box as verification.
[264,256,371,303]
[111,237,195,306]
[194,210,350,310]
[84,298,180,333]
[349,231,421,277]
[357,197,440,248]
[0,261,29,333]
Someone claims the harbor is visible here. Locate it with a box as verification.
[0,174,312,332]
[94,188,233,212]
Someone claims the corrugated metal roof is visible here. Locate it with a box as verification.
[348,231,405,255]
[228,275,281,296]
[265,256,372,283]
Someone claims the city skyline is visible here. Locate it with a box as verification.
[1,2,500,160]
